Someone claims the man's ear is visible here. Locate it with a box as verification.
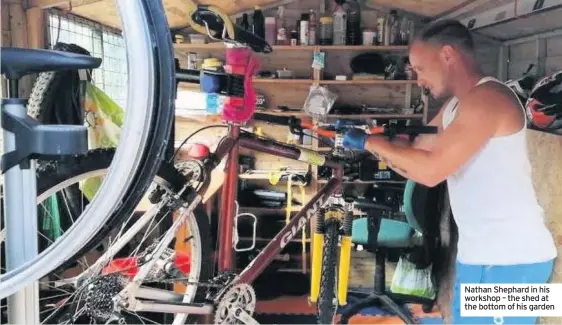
[440,45,455,64]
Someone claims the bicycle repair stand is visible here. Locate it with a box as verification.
[1,76,88,324]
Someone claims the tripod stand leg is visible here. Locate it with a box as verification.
[2,100,40,324]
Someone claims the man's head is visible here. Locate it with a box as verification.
[409,19,478,100]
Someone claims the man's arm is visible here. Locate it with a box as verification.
[369,105,446,179]
[363,87,500,187]
[387,101,446,149]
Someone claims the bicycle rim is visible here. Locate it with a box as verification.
[0,0,173,298]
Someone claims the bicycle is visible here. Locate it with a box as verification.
[39,68,434,325]
[1,2,436,324]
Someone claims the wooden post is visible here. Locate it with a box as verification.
[8,0,34,97]
[1,1,11,96]
[26,7,45,49]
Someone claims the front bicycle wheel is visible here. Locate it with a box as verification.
[0,0,176,298]
[317,220,341,324]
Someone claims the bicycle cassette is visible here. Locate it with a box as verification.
[214,283,258,324]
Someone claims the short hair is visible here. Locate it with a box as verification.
[414,19,474,52]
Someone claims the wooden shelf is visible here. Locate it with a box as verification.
[174,43,408,52]
[254,78,312,84]
[255,110,307,117]
[255,111,423,119]
[325,113,423,119]
[252,79,416,85]
[319,79,417,85]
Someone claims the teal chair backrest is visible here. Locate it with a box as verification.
[402,180,425,234]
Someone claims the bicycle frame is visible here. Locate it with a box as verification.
[213,123,344,285]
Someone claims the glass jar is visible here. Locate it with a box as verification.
[318,16,333,45]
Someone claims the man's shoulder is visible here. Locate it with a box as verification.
[460,82,521,116]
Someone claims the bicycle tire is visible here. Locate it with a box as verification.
[0,0,173,298]
[317,221,340,324]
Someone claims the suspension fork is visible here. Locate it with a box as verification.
[309,165,352,304]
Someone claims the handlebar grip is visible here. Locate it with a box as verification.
[176,68,201,83]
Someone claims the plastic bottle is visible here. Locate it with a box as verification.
[333,2,347,45]
[265,17,277,45]
[300,13,309,46]
[308,9,317,45]
[252,6,265,39]
[390,11,400,45]
[345,0,361,45]
[276,6,288,45]
[384,10,397,46]
[318,16,333,45]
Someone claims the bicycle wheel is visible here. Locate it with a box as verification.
[1,148,212,324]
[0,0,175,297]
[317,220,340,324]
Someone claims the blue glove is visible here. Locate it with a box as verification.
[343,128,368,150]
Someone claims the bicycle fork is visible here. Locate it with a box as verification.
[309,207,354,306]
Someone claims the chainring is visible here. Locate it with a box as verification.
[213,283,257,324]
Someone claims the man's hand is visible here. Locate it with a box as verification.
[343,129,368,150]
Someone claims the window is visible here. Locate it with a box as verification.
[46,9,128,109]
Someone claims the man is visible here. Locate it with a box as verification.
[342,19,557,324]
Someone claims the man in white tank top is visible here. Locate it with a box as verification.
[342,20,557,324]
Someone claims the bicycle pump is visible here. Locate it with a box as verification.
[1,69,89,323]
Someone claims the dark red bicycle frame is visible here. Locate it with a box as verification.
[211,123,344,285]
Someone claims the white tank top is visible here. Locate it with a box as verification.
[442,76,557,265]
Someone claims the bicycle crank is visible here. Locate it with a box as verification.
[214,283,259,324]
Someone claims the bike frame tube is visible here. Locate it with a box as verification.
[217,124,240,272]
[214,128,343,281]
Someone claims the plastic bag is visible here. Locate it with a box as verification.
[390,255,436,300]
[302,85,338,121]
[80,83,124,200]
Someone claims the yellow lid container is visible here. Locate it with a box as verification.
[202,58,223,69]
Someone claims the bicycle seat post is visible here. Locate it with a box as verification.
[1,46,100,324]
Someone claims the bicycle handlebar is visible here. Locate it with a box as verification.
[252,113,438,139]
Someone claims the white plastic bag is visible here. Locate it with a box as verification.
[302,85,338,121]
[390,255,436,300]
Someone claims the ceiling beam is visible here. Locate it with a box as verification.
[435,0,490,20]
[28,0,102,9]
[433,0,480,20]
